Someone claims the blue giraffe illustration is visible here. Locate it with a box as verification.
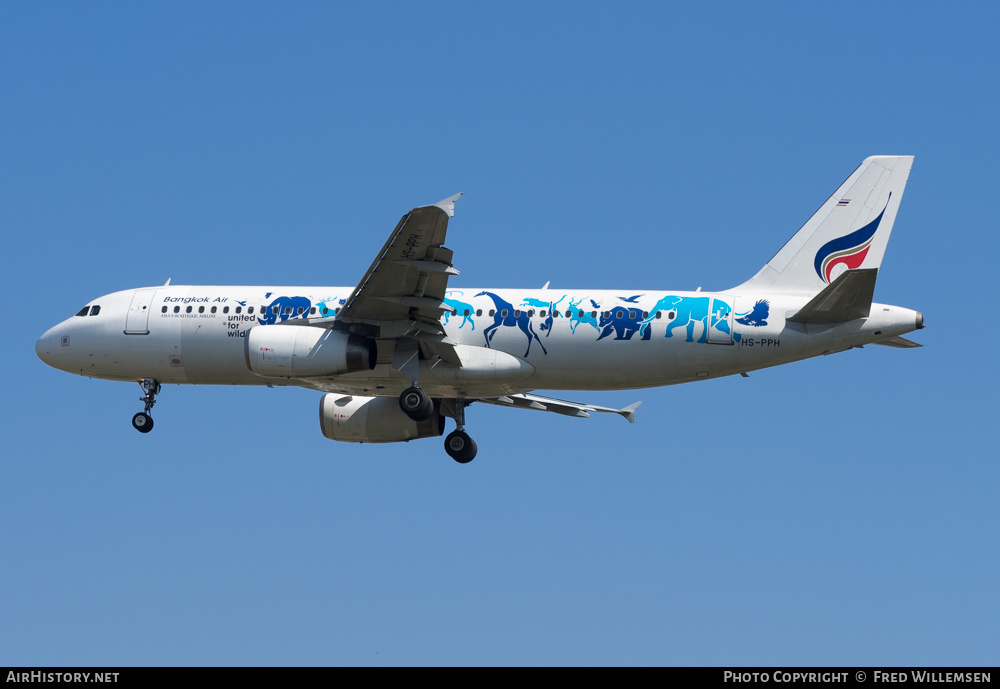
[475,291,548,357]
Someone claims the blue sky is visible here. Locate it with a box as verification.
[2,2,997,666]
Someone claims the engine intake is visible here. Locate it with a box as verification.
[319,394,445,443]
[245,325,376,378]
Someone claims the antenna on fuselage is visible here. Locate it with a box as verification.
[541,281,550,289]
[164,278,171,286]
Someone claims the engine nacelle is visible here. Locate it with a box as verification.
[245,325,376,378]
[319,393,445,443]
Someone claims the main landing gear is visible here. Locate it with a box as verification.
[444,400,477,464]
[131,378,160,434]
[400,388,478,463]
[399,386,434,421]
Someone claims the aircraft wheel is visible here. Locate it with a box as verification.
[445,430,477,464]
[399,387,433,421]
[132,412,154,433]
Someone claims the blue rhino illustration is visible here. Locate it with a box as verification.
[259,296,313,325]
[596,306,651,341]
[444,291,476,330]
[476,291,547,357]
[736,299,769,327]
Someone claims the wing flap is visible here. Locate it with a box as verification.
[476,393,641,423]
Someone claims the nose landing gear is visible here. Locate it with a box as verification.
[131,378,160,434]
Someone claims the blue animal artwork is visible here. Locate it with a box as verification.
[567,297,600,334]
[639,295,713,342]
[523,295,566,337]
[444,291,476,330]
[618,294,643,303]
[475,291,547,357]
[314,297,345,317]
[259,296,313,325]
[736,299,769,327]
[596,306,651,341]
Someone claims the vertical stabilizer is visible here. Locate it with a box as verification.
[733,156,914,295]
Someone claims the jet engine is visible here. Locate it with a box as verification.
[319,393,445,443]
[245,325,376,378]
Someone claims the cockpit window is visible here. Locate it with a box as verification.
[75,307,89,317]
[89,305,101,316]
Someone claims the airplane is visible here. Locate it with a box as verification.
[35,155,923,463]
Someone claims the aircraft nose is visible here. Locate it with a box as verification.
[35,326,63,368]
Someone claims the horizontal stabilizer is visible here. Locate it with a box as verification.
[787,268,877,325]
[871,335,922,348]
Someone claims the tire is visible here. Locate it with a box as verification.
[132,412,154,433]
[399,387,433,421]
[445,430,477,464]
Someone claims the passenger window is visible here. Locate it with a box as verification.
[528,310,534,317]
[90,305,101,316]
[615,310,623,319]
[161,306,167,313]
[590,311,597,318]
[248,307,254,314]
[603,311,610,318]
[540,310,546,317]
[628,310,636,319]
[198,306,205,313]
[669,311,676,319]
[223,306,229,314]
[75,307,89,317]
[476,309,482,317]
[235,306,241,314]
[463,309,470,317]
[174,306,180,313]
[211,306,217,314]
[489,309,496,316]
[501,309,509,317]
[654,311,661,319]
[642,311,648,318]
[578,311,584,318]
[186,306,192,313]
[322,307,329,316]
[310,307,316,315]
[273,306,279,314]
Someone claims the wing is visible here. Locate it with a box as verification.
[475,393,641,423]
[333,193,464,367]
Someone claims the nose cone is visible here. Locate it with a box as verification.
[35,325,63,369]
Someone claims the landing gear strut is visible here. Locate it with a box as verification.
[444,400,477,464]
[399,386,434,421]
[132,378,160,434]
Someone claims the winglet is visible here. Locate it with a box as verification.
[620,401,642,424]
[431,193,464,217]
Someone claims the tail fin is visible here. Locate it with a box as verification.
[733,155,914,295]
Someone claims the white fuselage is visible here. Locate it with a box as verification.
[35,285,923,398]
